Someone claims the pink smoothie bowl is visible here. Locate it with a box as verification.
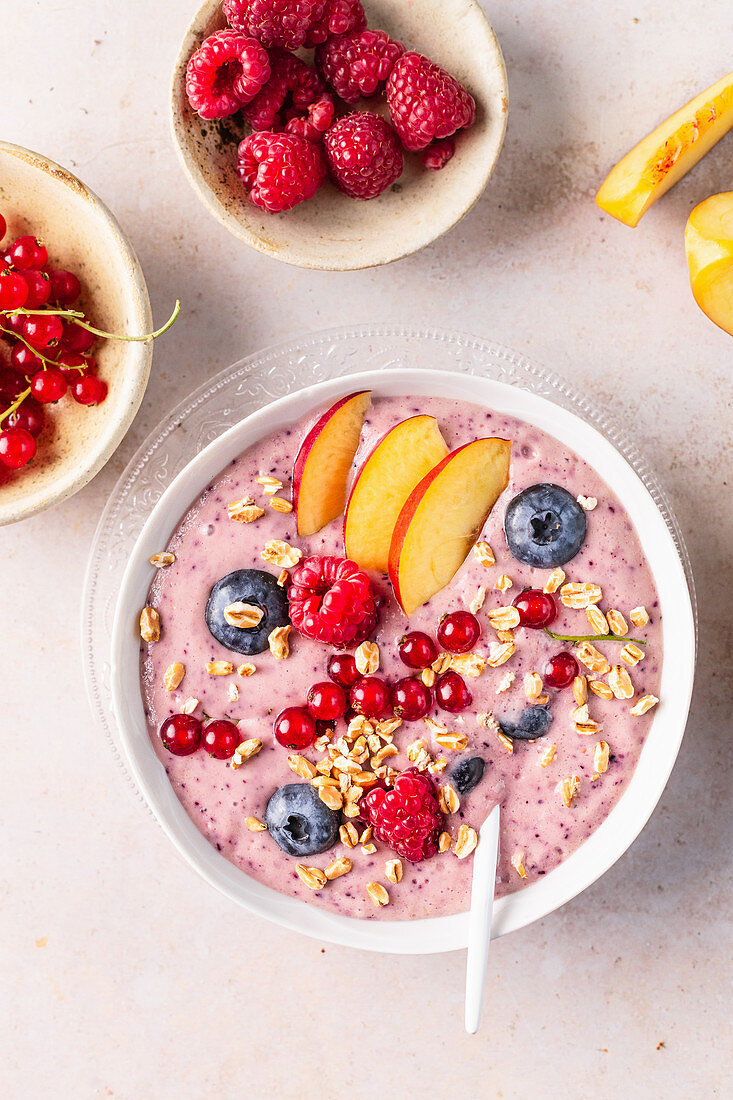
[109,367,696,953]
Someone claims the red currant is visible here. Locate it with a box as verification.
[59,320,96,353]
[21,269,51,309]
[437,611,481,653]
[274,706,316,750]
[350,676,392,719]
[544,652,579,690]
[0,427,37,468]
[71,375,107,405]
[391,677,432,721]
[48,269,81,306]
[8,236,48,271]
[30,368,67,404]
[326,652,360,688]
[23,314,63,350]
[0,270,28,311]
[0,214,6,242]
[202,718,241,759]
[57,351,91,379]
[513,589,557,629]
[6,397,44,437]
[435,670,472,713]
[10,343,43,375]
[3,311,27,336]
[159,713,202,756]
[0,366,28,405]
[307,681,347,721]
[397,631,437,669]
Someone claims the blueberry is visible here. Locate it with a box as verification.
[265,783,340,858]
[500,705,553,741]
[450,756,486,796]
[504,483,587,567]
[205,569,289,655]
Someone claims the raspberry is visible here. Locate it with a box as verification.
[237,131,326,212]
[288,555,378,647]
[323,113,403,199]
[386,51,476,152]
[186,29,271,119]
[360,769,442,862]
[421,135,456,170]
[243,50,325,131]
[284,94,335,142]
[304,0,366,47]
[223,0,324,51]
[316,29,404,104]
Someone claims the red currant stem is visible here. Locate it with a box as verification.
[0,386,31,426]
[543,628,647,646]
[4,299,181,342]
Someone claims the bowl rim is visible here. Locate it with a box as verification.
[169,0,509,270]
[0,141,153,526]
[110,364,696,953]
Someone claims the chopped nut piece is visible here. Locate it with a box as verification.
[438,831,452,853]
[453,824,478,860]
[469,586,487,613]
[261,540,302,569]
[631,693,659,716]
[361,842,377,855]
[371,743,398,768]
[223,602,264,629]
[575,719,602,736]
[149,552,175,568]
[431,652,452,675]
[163,662,185,691]
[355,640,379,676]
[494,574,513,592]
[288,753,317,780]
[385,858,403,884]
[439,783,460,814]
[560,582,603,609]
[375,716,401,739]
[312,775,339,789]
[406,739,427,762]
[451,652,486,678]
[487,605,521,631]
[511,851,527,878]
[594,740,610,774]
[276,569,289,587]
[319,786,344,811]
[620,642,644,667]
[228,498,265,523]
[353,770,377,788]
[478,711,499,731]
[539,743,557,768]
[236,739,262,763]
[360,825,373,843]
[181,697,199,715]
[206,660,234,676]
[340,823,358,847]
[573,675,588,706]
[606,609,628,636]
[424,716,448,735]
[139,606,160,643]
[536,693,550,705]
[495,628,515,643]
[473,541,495,567]
[366,882,389,907]
[586,606,609,635]
[576,642,611,675]
[325,857,352,880]
[496,670,516,694]
[245,816,267,832]
[577,494,598,510]
[543,567,566,594]
[589,679,613,700]
[256,475,283,495]
[608,664,634,700]
[428,756,447,774]
[342,802,360,819]
[268,625,291,660]
[557,775,580,807]
[296,865,327,890]
[269,496,293,514]
[435,731,469,751]
[421,667,436,687]
[488,640,516,667]
[227,682,239,702]
[629,605,650,628]
[524,671,543,699]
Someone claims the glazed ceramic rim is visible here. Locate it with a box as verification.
[109,363,696,953]
[0,142,153,526]
[169,0,508,270]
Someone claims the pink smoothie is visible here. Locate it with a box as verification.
[140,394,662,921]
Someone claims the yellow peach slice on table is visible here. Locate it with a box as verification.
[344,415,449,573]
[389,437,511,615]
[293,390,371,537]
[596,71,733,227]
[685,192,733,336]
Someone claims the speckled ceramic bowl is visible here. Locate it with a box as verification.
[0,143,152,526]
[170,0,508,269]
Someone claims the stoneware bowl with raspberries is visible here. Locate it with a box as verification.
[170,0,508,269]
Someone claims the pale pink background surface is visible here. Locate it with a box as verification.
[1,1,731,1097]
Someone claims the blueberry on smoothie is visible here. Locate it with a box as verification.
[500,706,554,741]
[265,784,340,858]
[450,756,486,795]
[205,569,289,655]
[504,484,587,567]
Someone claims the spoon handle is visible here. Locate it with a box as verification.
[464,804,500,1034]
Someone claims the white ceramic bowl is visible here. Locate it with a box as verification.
[0,142,153,526]
[170,0,508,269]
[110,366,695,953]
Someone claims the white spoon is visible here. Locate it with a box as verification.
[464,803,501,1034]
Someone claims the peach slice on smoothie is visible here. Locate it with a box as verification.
[389,437,511,615]
[685,192,733,337]
[293,390,371,537]
[596,71,733,227]
[344,415,449,572]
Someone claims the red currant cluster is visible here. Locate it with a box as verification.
[511,588,579,689]
[159,713,244,759]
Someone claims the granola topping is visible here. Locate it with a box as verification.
[631,693,659,716]
[543,567,566,594]
[366,882,390,907]
[268,625,291,659]
[261,540,302,568]
[354,640,380,675]
[453,824,478,859]
[139,606,160,642]
[473,541,496,567]
[163,662,185,691]
[223,601,264,629]
[149,552,175,568]
[560,581,603,609]
[228,497,265,523]
[256,475,283,495]
[629,605,650,627]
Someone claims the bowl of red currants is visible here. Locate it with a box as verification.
[170,0,508,269]
[0,143,178,526]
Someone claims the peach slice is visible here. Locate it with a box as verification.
[685,192,733,337]
[389,437,511,615]
[293,390,371,537]
[596,71,733,227]
[344,415,449,572]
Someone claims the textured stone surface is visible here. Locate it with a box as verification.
[1,0,730,1096]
